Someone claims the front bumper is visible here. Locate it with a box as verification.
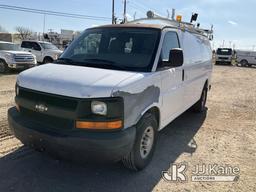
[7,62,37,69]
[8,107,136,162]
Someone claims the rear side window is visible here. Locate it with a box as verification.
[21,41,32,49]
[21,42,41,51]
[161,32,180,61]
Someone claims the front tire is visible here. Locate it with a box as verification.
[43,57,53,64]
[0,60,9,73]
[122,113,158,171]
[192,85,208,113]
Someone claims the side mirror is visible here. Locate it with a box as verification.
[168,48,184,67]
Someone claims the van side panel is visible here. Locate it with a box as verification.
[237,51,256,65]
[180,31,212,110]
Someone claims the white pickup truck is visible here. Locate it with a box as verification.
[0,41,37,73]
[21,40,63,64]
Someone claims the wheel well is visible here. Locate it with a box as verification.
[204,80,209,90]
[0,58,6,63]
[43,56,53,62]
[240,59,248,63]
[146,107,160,127]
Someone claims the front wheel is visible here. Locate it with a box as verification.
[43,57,54,64]
[192,85,208,113]
[122,113,158,171]
[0,60,9,73]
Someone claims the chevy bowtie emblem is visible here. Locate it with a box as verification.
[35,104,48,112]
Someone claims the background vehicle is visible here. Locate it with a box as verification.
[215,48,233,65]
[0,41,37,73]
[9,14,213,171]
[236,50,256,67]
[21,40,63,64]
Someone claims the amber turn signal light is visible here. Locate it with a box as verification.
[76,120,122,130]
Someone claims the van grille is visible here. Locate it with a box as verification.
[19,88,78,110]
[20,107,74,130]
[18,87,79,130]
[218,57,229,60]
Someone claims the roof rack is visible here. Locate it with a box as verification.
[127,10,214,40]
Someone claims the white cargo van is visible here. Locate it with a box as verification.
[236,50,256,67]
[8,16,213,170]
[21,40,63,64]
[215,48,233,65]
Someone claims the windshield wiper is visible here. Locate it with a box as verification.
[83,59,127,70]
[55,58,128,70]
[54,58,73,64]
[54,58,87,66]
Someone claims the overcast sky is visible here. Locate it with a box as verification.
[0,0,255,50]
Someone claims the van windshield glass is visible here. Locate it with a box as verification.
[0,43,21,51]
[217,48,232,55]
[59,28,160,72]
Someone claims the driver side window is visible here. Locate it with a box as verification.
[161,32,180,61]
[74,33,102,55]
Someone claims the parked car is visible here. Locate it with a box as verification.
[215,48,233,65]
[0,41,37,73]
[9,19,213,170]
[236,50,256,67]
[21,40,63,64]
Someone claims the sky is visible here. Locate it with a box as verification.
[0,0,255,50]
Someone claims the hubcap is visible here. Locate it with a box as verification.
[140,126,154,159]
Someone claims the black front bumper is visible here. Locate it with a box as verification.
[8,107,136,162]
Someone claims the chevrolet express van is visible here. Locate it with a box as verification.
[8,19,213,170]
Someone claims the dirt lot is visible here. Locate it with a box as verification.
[0,66,255,192]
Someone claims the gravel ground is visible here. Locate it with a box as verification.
[0,66,255,192]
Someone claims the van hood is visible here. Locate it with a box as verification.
[17,64,139,98]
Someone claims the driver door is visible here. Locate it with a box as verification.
[158,31,185,125]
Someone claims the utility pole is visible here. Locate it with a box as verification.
[43,13,46,34]
[112,0,115,24]
[123,0,127,23]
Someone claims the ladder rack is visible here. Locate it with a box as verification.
[127,11,214,40]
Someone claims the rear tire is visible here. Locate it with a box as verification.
[192,84,208,113]
[122,113,158,171]
[0,60,9,73]
[240,59,248,67]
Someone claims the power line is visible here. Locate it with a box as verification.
[0,4,111,21]
[129,1,164,16]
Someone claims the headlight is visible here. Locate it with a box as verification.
[5,53,13,61]
[91,101,107,115]
[53,53,60,60]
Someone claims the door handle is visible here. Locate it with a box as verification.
[28,50,31,52]
[182,69,185,81]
